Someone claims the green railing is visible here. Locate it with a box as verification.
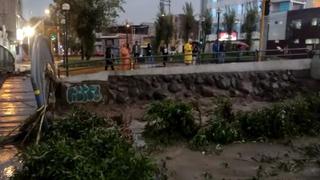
[0,45,15,73]
[58,48,314,77]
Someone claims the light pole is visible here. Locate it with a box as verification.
[43,9,50,41]
[23,26,35,61]
[126,22,130,45]
[216,8,221,42]
[197,14,204,43]
[62,3,70,77]
[160,0,171,14]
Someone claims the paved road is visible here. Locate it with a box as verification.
[0,76,37,136]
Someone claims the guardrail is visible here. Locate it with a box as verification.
[57,48,314,77]
[0,45,15,73]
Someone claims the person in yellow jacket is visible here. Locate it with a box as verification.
[184,39,193,65]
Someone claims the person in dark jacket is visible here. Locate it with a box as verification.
[105,45,114,70]
[212,40,219,63]
[160,44,169,67]
[192,44,199,64]
[132,41,141,63]
[146,43,154,65]
[219,42,225,63]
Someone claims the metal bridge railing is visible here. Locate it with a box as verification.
[57,48,314,77]
[0,45,15,73]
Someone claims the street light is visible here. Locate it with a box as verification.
[126,22,130,45]
[22,26,35,61]
[62,3,70,77]
[24,26,35,38]
[44,9,50,16]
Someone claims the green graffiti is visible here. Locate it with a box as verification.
[67,84,103,104]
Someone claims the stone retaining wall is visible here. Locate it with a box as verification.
[59,70,310,105]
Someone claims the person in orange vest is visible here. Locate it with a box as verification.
[120,43,131,70]
[184,39,193,65]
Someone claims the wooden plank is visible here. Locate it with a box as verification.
[0,108,35,116]
[0,116,29,122]
[0,101,36,106]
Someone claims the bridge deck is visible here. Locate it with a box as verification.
[0,76,37,136]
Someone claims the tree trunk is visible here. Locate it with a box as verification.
[203,33,208,52]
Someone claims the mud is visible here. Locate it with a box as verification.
[154,137,320,180]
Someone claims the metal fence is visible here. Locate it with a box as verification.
[0,45,15,73]
[58,48,314,77]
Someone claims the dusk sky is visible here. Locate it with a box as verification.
[23,0,200,24]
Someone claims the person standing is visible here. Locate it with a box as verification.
[146,43,154,66]
[219,42,225,63]
[212,40,219,63]
[120,43,130,70]
[132,41,141,65]
[105,45,114,70]
[184,39,193,65]
[160,44,169,67]
[192,43,199,65]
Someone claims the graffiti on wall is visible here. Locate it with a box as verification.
[67,84,103,104]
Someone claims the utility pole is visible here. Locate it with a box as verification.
[160,0,171,15]
[259,0,270,61]
[216,8,221,42]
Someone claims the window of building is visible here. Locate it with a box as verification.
[311,18,318,26]
[291,20,302,29]
[279,2,290,12]
[294,39,300,44]
[305,38,320,45]
[292,3,304,10]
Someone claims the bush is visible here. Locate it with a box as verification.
[45,109,114,140]
[214,97,234,120]
[239,95,320,139]
[189,129,210,150]
[192,95,320,146]
[191,98,240,145]
[143,100,199,144]
[13,109,156,180]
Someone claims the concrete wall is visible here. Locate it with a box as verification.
[63,59,311,83]
[60,69,310,106]
[311,51,320,79]
[59,59,314,106]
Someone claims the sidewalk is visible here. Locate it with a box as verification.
[0,76,37,136]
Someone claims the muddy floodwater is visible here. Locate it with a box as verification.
[154,137,320,180]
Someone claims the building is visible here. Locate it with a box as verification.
[286,7,320,49]
[0,0,23,47]
[207,0,319,50]
[267,7,320,50]
[95,23,155,56]
[270,0,306,13]
[201,0,211,14]
[306,0,320,8]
